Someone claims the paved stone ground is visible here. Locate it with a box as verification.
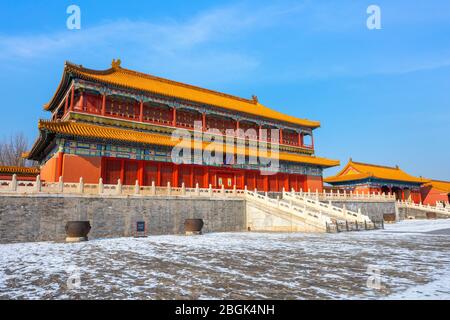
[0,219,449,300]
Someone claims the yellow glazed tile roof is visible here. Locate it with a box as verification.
[36,120,338,167]
[0,166,40,175]
[324,159,423,184]
[52,60,320,128]
[423,180,450,193]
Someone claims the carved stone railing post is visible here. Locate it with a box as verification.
[233,184,237,196]
[98,178,104,194]
[35,175,41,193]
[195,183,200,196]
[151,181,156,196]
[58,176,64,193]
[221,184,225,195]
[181,182,186,196]
[117,179,122,195]
[135,180,140,195]
[78,177,84,194]
[208,184,213,197]
[11,174,17,192]
[167,182,172,196]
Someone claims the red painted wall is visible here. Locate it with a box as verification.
[40,155,58,182]
[62,154,102,183]
[305,175,323,192]
[421,186,449,205]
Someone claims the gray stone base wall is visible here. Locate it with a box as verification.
[326,200,398,222]
[398,207,448,220]
[0,195,246,244]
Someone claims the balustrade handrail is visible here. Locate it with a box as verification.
[397,199,450,214]
[295,189,396,201]
[283,190,371,222]
[0,176,249,198]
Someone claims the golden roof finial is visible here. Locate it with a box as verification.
[251,95,258,103]
[111,59,122,69]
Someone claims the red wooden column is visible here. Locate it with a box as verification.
[202,113,206,131]
[258,125,262,141]
[173,108,177,127]
[173,164,179,187]
[204,167,209,187]
[298,132,303,147]
[138,161,144,186]
[279,128,283,144]
[100,157,105,182]
[190,166,194,187]
[101,94,106,116]
[311,134,315,150]
[264,175,269,192]
[120,160,125,183]
[139,101,144,122]
[157,163,162,186]
[79,90,84,111]
[236,120,240,134]
[69,86,75,111]
[64,95,69,116]
[56,152,64,180]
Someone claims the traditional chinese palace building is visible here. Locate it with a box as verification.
[25,60,339,192]
[324,159,424,203]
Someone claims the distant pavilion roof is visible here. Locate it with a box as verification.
[324,159,424,184]
[28,120,339,168]
[45,60,321,129]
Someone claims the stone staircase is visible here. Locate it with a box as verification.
[244,189,332,232]
[283,190,372,224]
[244,190,380,233]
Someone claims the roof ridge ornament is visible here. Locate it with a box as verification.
[252,95,258,104]
[111,59,122,69]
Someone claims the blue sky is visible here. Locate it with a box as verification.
[0,0,449,179]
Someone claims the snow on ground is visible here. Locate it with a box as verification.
[0,219,449,299]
